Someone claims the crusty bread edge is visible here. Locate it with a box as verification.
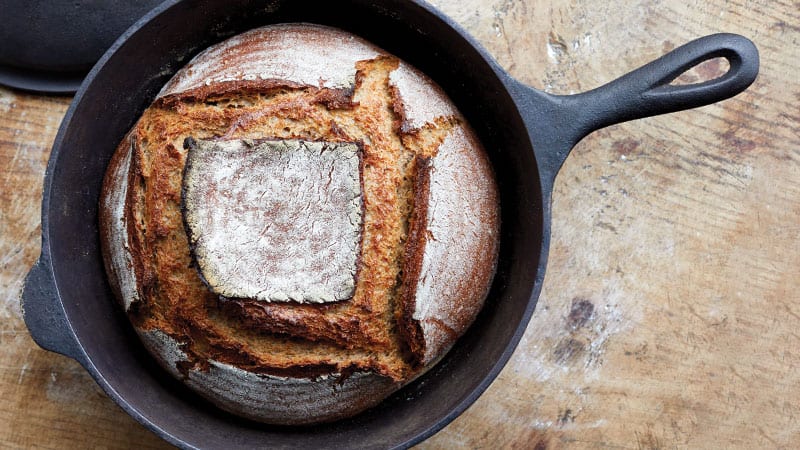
[137,328,400,425]
[99,132,140,312]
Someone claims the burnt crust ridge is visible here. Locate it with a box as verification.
[156,79,357,111]
[396,155,432,366]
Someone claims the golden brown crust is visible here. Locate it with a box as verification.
[99,23,500,424]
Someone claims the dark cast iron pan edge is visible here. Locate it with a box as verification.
[0,65,85,95]
[22,253,84,361]
[21,0,187,367]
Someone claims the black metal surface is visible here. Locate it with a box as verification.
[0,65,87,95]
[21,254,83,362]
[20,0,759,448]
[0,0,163,93]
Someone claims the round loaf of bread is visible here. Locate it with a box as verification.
[99,23,499,425]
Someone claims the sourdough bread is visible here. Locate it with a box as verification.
[99,23,499,425]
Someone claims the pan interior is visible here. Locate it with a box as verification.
[44,0,545,446]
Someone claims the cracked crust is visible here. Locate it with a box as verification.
[99,23,499,425]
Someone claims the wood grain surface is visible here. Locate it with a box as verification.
[1,0,798,448]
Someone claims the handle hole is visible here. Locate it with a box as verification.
[670,57,730,86]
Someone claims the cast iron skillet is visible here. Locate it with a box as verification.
[21,0,759,448]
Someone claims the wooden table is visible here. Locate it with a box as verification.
[1,0,798,448]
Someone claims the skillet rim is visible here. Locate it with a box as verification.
[38,0,548,447]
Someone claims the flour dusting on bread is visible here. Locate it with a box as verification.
[389,62,458,131]
[182,138,363,304]
[159,24,381,97]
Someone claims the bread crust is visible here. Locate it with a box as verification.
[99,23,499,425]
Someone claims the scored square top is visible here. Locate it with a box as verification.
[182,138,363,303]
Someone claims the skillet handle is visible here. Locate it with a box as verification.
[568,33,758,133]
[21,253,84,362]
[511,33,759,188]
